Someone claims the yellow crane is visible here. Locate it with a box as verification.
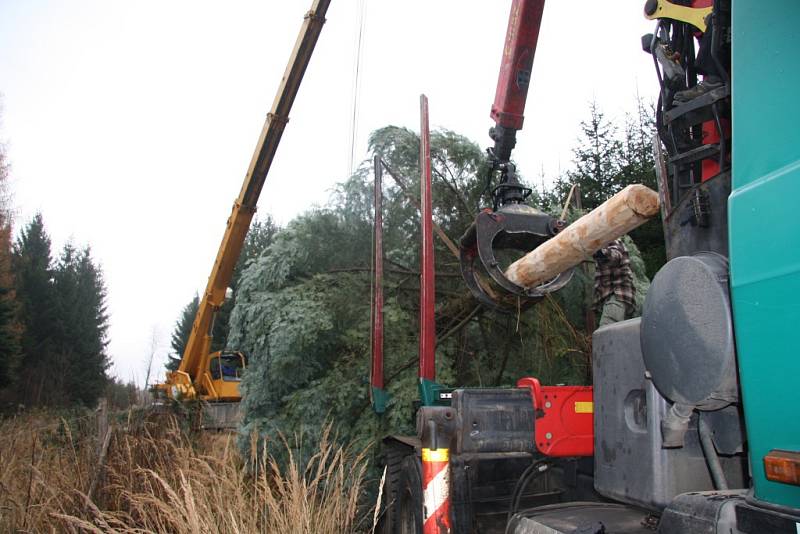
[155,0,331,421]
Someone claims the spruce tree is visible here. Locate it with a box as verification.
[49,244,109,406]
[212,217,278,352]
[70,247,110,405]
[13,214,58,405]
[167,294,199,372]
[556,101,624,209]
[619,98,666,277]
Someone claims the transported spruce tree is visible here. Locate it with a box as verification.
[211,216,279,353]
[229,126,614,464]
[166,217,279,373]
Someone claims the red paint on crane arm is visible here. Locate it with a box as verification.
[490,0,546,130]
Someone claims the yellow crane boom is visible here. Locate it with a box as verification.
[161,0,331,402]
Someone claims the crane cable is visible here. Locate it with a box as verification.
[347,0,368,177]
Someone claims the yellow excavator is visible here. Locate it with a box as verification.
[154,0,331,426]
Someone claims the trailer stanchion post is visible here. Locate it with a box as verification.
[419,406,454,533]
[422,445,451,533]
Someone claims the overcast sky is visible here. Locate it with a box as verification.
[0,1,659,384]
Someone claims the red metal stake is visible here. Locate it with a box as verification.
[370,155,386,412]
[419,94,436,383]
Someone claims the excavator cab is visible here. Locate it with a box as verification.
[203,350,246,402]
[209,351,246,381]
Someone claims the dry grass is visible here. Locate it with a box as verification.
[0,410,369,533]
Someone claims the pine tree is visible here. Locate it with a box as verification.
[619,98,666,278]
[13,214,58,406]
[556,100,666,278]
[556,101,623,209]
[167,294,199,372]
[48,244,110,406]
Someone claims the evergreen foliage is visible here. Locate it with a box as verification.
[229,125,651,462]
[211,216,279,352]
[13,214,58,405]
[167,294,199,372]
[53,245,110,406]
[11,216,109,406]
[166,217,279,373]
[555,99,666,278]
[561,101,625,208]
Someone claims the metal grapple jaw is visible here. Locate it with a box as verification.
[460,203,573,311]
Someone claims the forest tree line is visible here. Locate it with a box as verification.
[0,137,111,409]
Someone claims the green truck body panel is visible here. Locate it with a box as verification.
[730,0,800,507]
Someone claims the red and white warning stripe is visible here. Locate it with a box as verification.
[421,447,451,533]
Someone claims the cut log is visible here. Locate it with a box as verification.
[505,184,660,288]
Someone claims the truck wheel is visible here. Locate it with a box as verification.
[397,455,423,534]
[377,444,406,533]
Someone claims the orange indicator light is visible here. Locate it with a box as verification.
[764,449,800,486]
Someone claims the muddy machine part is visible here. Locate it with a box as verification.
[202,402,243,430]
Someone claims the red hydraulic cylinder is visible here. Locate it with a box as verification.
[419,94,436,383]
[370,155,385,396]
[490,0,546,130]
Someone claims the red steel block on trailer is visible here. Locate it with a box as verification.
[517,377,594,457]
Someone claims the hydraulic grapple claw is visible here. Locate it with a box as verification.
[459,204,573,311]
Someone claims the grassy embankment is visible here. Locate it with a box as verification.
[0,410,369,533]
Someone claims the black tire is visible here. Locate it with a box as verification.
[377,444,406,533]
[397,455,423,534]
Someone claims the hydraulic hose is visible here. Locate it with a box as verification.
[698,416,729,490]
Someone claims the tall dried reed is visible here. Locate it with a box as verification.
[0,410,369,533]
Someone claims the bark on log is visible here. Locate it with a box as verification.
[505,184,660,288]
